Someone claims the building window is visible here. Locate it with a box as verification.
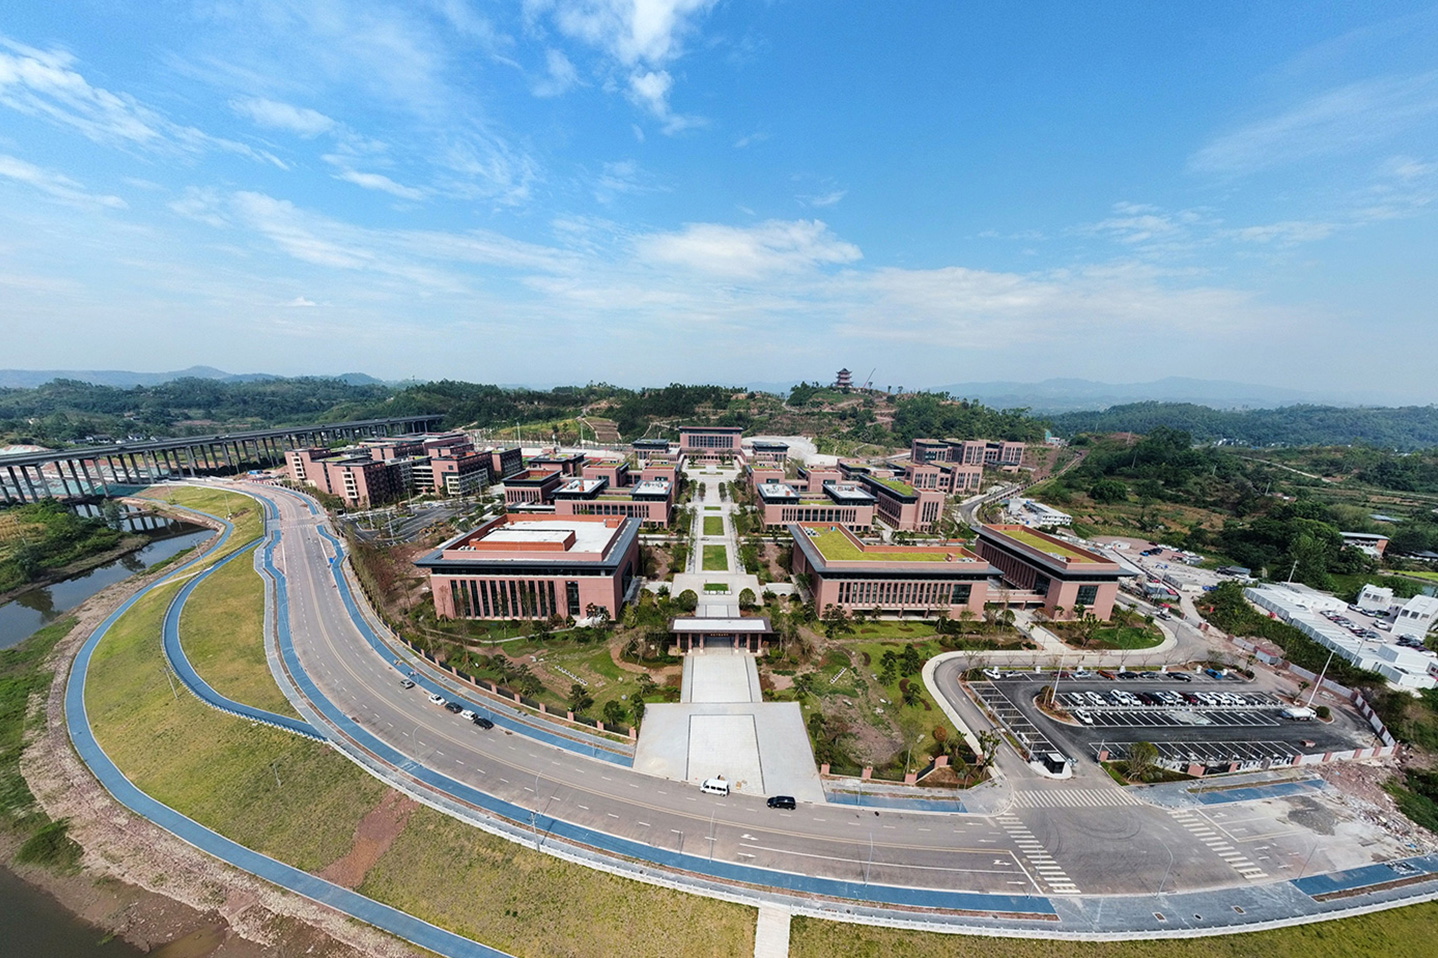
[950,583,971,604]
[566,581,581,617]
[1076,584,1099,607]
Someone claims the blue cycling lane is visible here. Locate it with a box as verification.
[159,533,323,740]
[65,497,517,958]
[251,486,1056,917]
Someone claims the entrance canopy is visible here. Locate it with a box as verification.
[670,616,773,653]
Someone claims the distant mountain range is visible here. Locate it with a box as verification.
[0,367,386,389]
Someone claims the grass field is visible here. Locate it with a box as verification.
[790,903,1438,958]
[1092,624,1165,650]
[87,579,389,870]
[703,516,724,536]
[847,620,941,641]
[702,545,728,570]
[179,548,299,717]
[359,806,754,958]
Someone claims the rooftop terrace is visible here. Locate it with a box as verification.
[985,525,1101,563]
[804,525,969,563]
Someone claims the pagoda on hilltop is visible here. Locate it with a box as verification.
[835,368,853,390]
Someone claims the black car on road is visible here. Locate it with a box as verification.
[766,795,797,810]
[472,715,495,729]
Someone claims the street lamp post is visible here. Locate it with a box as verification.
[1156,840,1175,895]
[1305,648,1338,709]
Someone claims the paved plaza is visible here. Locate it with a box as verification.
[634,651,826,802]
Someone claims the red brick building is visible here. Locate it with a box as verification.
[417,514,640,621]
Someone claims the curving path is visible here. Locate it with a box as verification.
[65,504,517,958]
[63,480,1438,955]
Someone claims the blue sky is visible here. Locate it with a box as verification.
[1,1,1435,401]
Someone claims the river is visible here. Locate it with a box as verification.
[0,512,213,650]
[0,866,146,956]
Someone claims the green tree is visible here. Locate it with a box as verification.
[820,604,854,640]
[1090,478,1128,503]
[630,696,646,725]
[676,589,698,612]
[977,729,1002,767]
[1125,741,1159,782]
[567,683,594,714]
[738,587,757,609]
[602,699,627,728]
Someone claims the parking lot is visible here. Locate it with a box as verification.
[981,671,1381,773]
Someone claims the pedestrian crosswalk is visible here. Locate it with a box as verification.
[997,815,1080,895]
[1011,787,1142,809]
[1171,809,1268,881]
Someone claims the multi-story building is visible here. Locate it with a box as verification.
[631,438,672,461]
[906,461,983,495]
[503,469,564,506]
[788,522,993,617]
[553,477,674,526]
[529,452,587,477]
[678,425,743,458]
[489,446,524,480]
[747,440,790,465]
[285,448,406,507]
[976,524,1127,620]
[794,465,842,492]
[909,437,1026,468]
[417,514,640,621]
[637,458,680,485]
[755,481,876,530]
[857,473,946,531]
[582,457,632,488]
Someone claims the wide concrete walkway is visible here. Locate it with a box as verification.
[686,651,763,703]
[634,651,825,802]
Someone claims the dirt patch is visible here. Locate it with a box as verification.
[318,791,418,889]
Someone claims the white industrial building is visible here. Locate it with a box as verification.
[1006,497,1072,528]
[1244,583,1436,690]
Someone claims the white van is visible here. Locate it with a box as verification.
[700,777,730,797]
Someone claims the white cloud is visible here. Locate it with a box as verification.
[635,219,862,279]
[284,295,318,307]
[229,96,335,137]
[733,131,769,149]
[0,153,126,209]
[532,48,580,97]
[837,261,1282,345]
[168,186,229,228]
[333,168,428,201]
[529,0,717,66]
[802,189,847,208]
[527,0,718,130]
[1191,72,1438,175]
[594,159,663,203]
[0,36,278,164]
[1229,221,1338,245]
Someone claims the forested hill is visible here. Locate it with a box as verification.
[1049,402,1438,450]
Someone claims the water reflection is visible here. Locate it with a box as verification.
[0,510,212,649]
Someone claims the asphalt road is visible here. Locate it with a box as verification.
[265,485,1075,899]
[242,481,1423,910]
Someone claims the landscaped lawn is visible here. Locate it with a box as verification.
[1049,622,1164,650]
[703,516,724,536]
[808,527,949,562]
[847,619,941,641]
[702,545,728,570]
